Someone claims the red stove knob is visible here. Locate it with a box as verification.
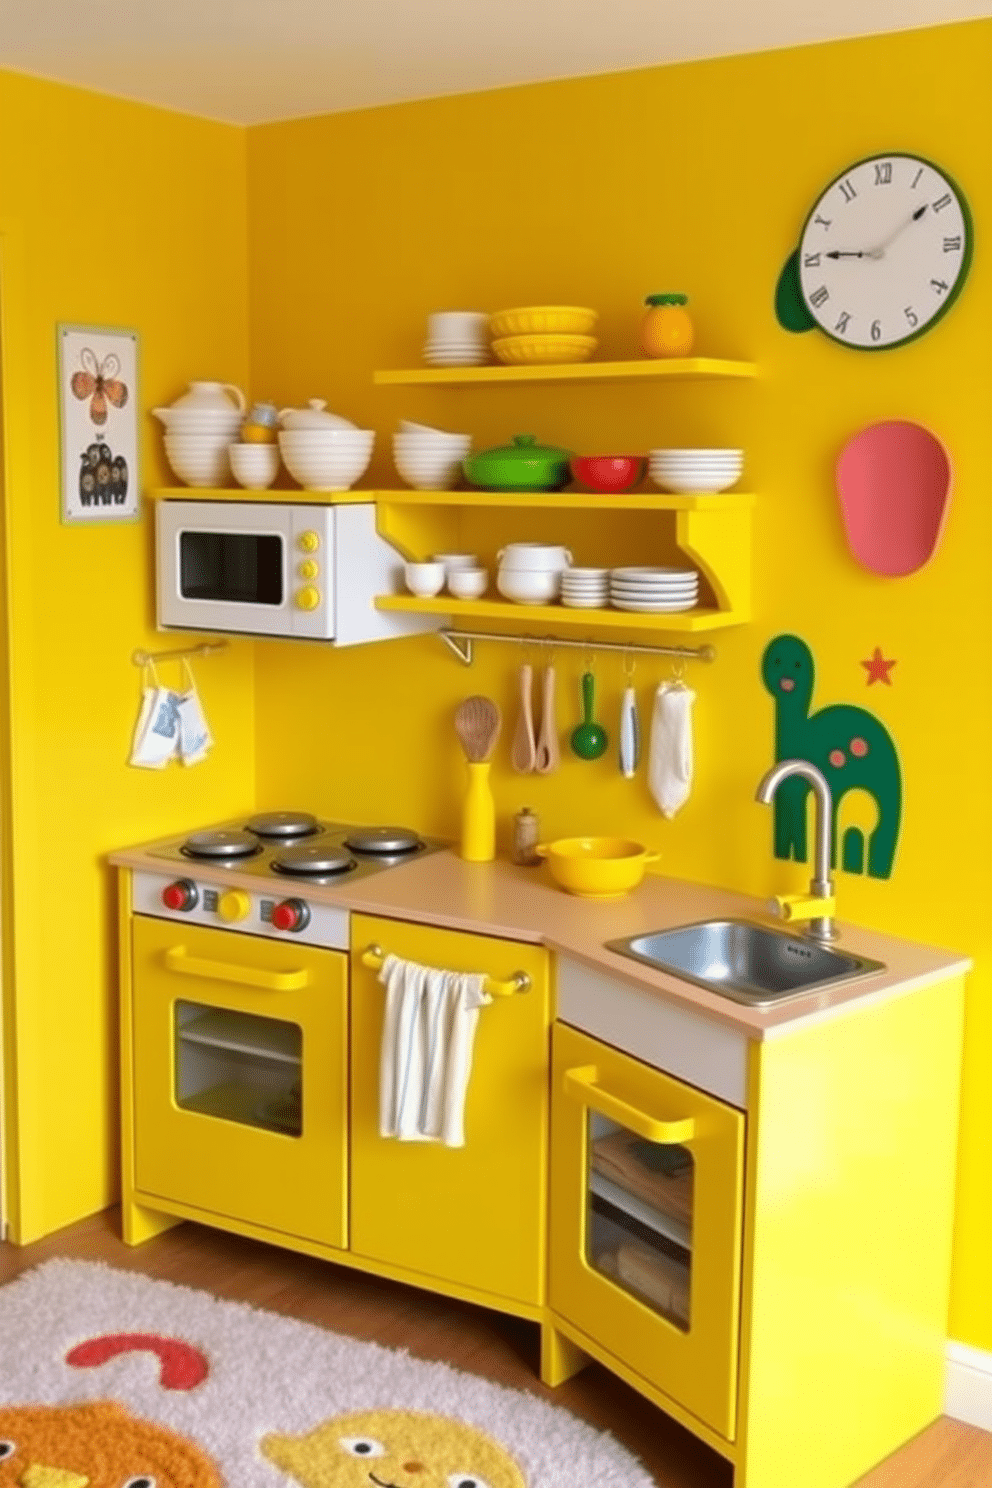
[162,879,198,912]
[272,898,311,933]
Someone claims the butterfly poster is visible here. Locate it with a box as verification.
[58,324,139,523]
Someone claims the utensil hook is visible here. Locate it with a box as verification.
[623,650,636,680]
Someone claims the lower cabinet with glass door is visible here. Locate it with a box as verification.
[548,1021,746,1443]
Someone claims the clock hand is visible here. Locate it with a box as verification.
[864,203,928,260]
[825,250,868,259]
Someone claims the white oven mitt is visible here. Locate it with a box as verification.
[648,682,696,819]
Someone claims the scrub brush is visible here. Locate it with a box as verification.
[454,696,501,860]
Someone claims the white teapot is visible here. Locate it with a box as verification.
[152,381,246,429]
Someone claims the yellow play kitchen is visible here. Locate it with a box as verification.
[111,783,967,1488]
[112,262,978,1488]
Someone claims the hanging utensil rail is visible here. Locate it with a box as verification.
[438,628,716,667]
[132,640,229,666]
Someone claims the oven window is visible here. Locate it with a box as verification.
[179,531,284,605]
[174,1000,302,1137]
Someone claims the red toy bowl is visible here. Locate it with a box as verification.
[570,455,646,493]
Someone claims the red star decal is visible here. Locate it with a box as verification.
[861,647,897,686]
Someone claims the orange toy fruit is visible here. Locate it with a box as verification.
[641,292,694,358]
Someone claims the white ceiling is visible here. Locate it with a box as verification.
[0,0,988,125]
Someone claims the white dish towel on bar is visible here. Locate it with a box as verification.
[649,682,696,819]
[377,953,491,1147]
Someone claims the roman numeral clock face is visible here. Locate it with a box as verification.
[798,153,973,349]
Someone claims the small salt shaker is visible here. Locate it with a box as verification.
[512,806,541,866]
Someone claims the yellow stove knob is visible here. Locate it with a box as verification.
[296,586,320,611]
[217,890,251,923]
[299,530,320,552]
[298,559,319,579]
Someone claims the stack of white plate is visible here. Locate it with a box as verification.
[648,448,744,494]
[609,566,700,612]
[423,311,490,367]
[560,567,610,608]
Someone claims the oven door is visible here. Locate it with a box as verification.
[155,500,335,638]
[131,914,348,1246]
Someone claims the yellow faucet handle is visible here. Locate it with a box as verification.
[771,893,836,923]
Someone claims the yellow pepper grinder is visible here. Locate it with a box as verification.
[641,292,695,357]
[454,696,502,861]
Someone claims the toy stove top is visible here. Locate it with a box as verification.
[147,810,444,884]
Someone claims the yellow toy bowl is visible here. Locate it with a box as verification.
[492,334,598,366]
[536,837,659,899]
[489,305,598,338]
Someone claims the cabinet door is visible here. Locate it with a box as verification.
[549,1022,745,1440]
[350,913,549,1307]
[131,914,348,1246]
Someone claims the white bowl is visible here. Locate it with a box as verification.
[432,552,479,571]
[394,460,463,491]
[229,443,280,489]
[447,567,488,600]
[650,447,743,459]
[281,451,373,491]
[159,411,243,430]
[497,567,560,605]
[393,432,472,449]
[404,561,446,597]
[400,419,462,435]
[651,473,741,493]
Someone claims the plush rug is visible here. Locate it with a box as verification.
[0,1260,652,1488]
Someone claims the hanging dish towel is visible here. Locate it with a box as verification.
[177,658,214,766]
[648,682,696,818]
[129,662,182,769]
[378,953,490,1147]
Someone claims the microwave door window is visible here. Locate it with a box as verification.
[179,531,284,606]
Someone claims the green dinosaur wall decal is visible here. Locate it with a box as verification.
[761,634,902,879]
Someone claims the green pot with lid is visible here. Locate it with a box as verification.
[462,433,572,492]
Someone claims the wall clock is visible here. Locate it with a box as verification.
[779,152,973,348]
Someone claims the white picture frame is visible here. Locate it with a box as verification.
[57,323,140,524]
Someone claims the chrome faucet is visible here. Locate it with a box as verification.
[755,759,838,941]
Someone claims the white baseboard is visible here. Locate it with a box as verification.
[946,1340,992,1431]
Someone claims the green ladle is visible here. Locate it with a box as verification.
[570,671,608,760]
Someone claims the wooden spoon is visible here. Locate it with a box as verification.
[511,665,537,773]
[534,664,560,775]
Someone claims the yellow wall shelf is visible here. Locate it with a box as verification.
[375,489,755,512]
[374,595,739,633]
[373,356,757,387]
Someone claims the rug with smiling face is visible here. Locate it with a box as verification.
[0,1261,651,1488]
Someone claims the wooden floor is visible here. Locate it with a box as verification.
[1,1210,989,1488]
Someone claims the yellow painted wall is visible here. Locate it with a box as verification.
[246,21,992,1349]
[0,71,256,1241]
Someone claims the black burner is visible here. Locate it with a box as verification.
[245,811,321,839]
[344,826,423,855]
[182,829,262,860]
[271,841,357,876]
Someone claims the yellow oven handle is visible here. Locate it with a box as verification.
[164,944,310,992]
[563,1065,696,1144]
[361,943,530,997]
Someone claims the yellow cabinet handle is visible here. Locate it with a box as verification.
[563,1065,696,1144]
[164,944,310,992]
[360,943,530,997]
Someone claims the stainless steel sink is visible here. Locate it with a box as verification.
[605,918,885,1007]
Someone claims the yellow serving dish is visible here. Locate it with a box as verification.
[493,333,598,366]
[489,305,598,337]
[536,837,659,899]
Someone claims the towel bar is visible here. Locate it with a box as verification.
[360,944,530,997]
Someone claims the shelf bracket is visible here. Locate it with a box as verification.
[438,628,715,668]
[440,631,474,665]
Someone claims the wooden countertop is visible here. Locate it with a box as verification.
[110,840,970,1040]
